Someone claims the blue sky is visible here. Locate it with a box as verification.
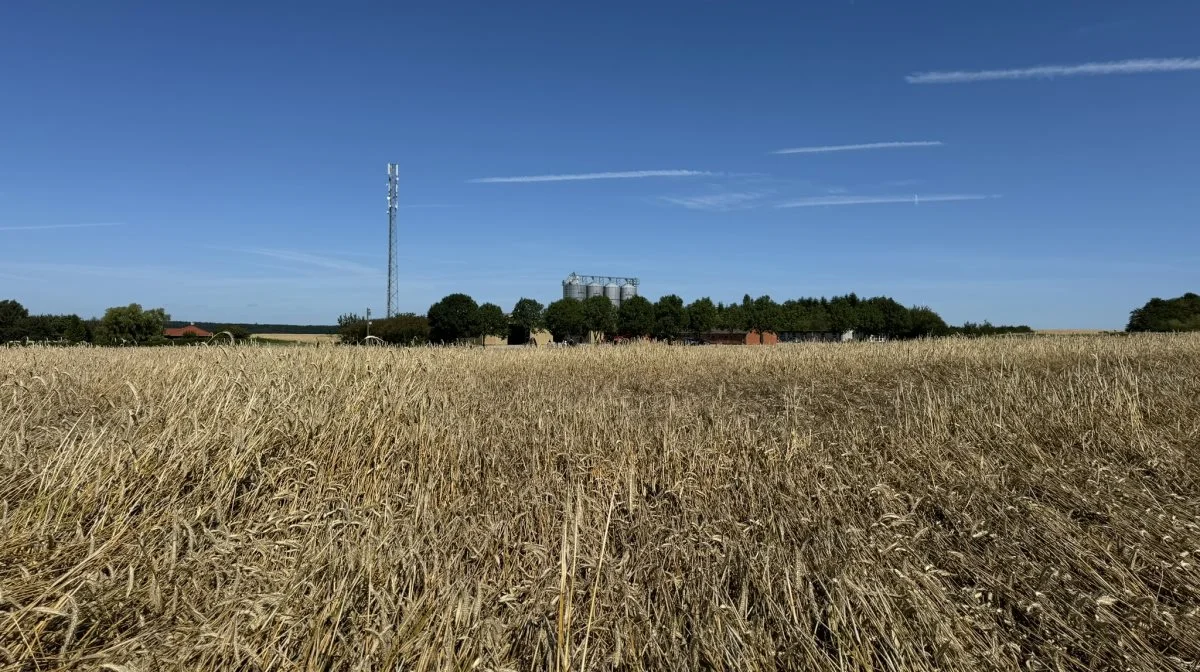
[2,1,1198,328]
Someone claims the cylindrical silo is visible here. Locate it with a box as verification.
[586,282,604,299]
[604,283,620,306]
[564,276,584,301]
[620,283,638,303]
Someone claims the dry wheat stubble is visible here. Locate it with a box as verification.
[1,335,1199,670]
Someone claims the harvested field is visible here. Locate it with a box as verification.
[2,336,1199,670]
[250,333,340,344]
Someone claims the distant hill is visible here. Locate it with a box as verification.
[164,321,337,335]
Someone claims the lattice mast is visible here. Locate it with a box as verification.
[386,163,399,318]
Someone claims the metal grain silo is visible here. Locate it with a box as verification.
[604,283,620,306]
[586,282,604,299]
[563,275,585,301]
[620,283,638,303]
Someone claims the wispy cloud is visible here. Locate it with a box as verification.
[771,141,942,155]
[469,170,712,184]
[906,57,1200,84]
[776,194,995,208]
[0,259,389,289]
[0,261,162,280]
[660,192,767,211]
[233,249,382,276]
[0,222,124,232]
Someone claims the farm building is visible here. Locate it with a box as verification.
[163,324,213,339]
[472,329,554,347]
[703,330,779,345]
[778,329,856,343]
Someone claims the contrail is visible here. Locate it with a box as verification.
[469,170,712,183]
[907,57,1200,84]
[0,222,124,231]
[776,194,993,208]
[772,141,943,155]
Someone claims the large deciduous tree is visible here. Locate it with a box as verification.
[477,303,509,338]
[906,306,950,338]
[510,298,545,344]
[511,298,544,332]
[427,293,480,343]
[544,298,585,343]
[686,297,717,336]
[96,303,169,345]
[617,295,654,338]
[749,295,780,334]
[0,299,29,342]
[653,294,687,341]
[581,296,616,340]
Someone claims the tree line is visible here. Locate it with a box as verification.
[1,299,243,345]
[164,321,338,335]
[337,292,1033,345]
[1126,292,1200,332]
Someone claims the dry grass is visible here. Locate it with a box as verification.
[250,333,340,344]
[2,335,1199,671]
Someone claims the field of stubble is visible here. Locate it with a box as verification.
[2,336,1199,671]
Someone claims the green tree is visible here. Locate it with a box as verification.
[653,294,687,341]
[617,295,655,338]
[544,298,586,343]
[581,296,616,340]
[216,325,252,341]
[1127,292,1200,332]
[854,300,886,337]
[511,298,544,331]
[96,303,169,345]
[749,295,780,333]
[906,306,950,338]
[686,297,718,335]
[873,298,912,338]
[778,299,829,333]
[827,296,856,334]
[716,302,746,331]
[477,303,509,338]
[427,293,480,343]
[510,298,545,344]
[373,314,430,344]
[337,312,367,343]
[63,315,89,343]
[0,299,29,342]
[19,315,55,341]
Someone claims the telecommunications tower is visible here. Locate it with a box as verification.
[386,163,399,318]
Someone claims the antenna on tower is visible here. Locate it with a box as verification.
[386,163,399,318]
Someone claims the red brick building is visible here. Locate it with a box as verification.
[703,330,778,345]
[164,324,213,339]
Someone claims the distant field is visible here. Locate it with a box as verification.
[250,332,339,344]
[1036,329,1113,335]
[2,335,1198,669]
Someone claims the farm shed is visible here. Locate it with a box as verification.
[703,330,778,345]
